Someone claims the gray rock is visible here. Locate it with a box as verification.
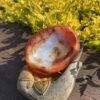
[17,61,82,100]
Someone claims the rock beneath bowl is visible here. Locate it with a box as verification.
[17,61,82,100]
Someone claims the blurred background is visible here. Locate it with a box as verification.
[0,0,100,50]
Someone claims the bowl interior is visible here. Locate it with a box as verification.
[29,33,69,69]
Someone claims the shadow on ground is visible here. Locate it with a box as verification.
[0,23,31,100]
[76,49,100,96]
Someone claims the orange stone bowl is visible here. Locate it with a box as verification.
[25,25,80,76]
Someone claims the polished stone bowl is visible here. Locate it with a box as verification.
[25,25,80,76]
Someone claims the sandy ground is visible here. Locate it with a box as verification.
[0,23,100,100]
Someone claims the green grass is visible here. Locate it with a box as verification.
[0,0,100,50]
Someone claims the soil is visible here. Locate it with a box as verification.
[0,23,100,100]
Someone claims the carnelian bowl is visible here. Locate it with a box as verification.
[25,25,80,76]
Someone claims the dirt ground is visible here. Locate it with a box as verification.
[0,23,100,100]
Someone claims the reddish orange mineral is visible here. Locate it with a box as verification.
[25,25,80,76]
